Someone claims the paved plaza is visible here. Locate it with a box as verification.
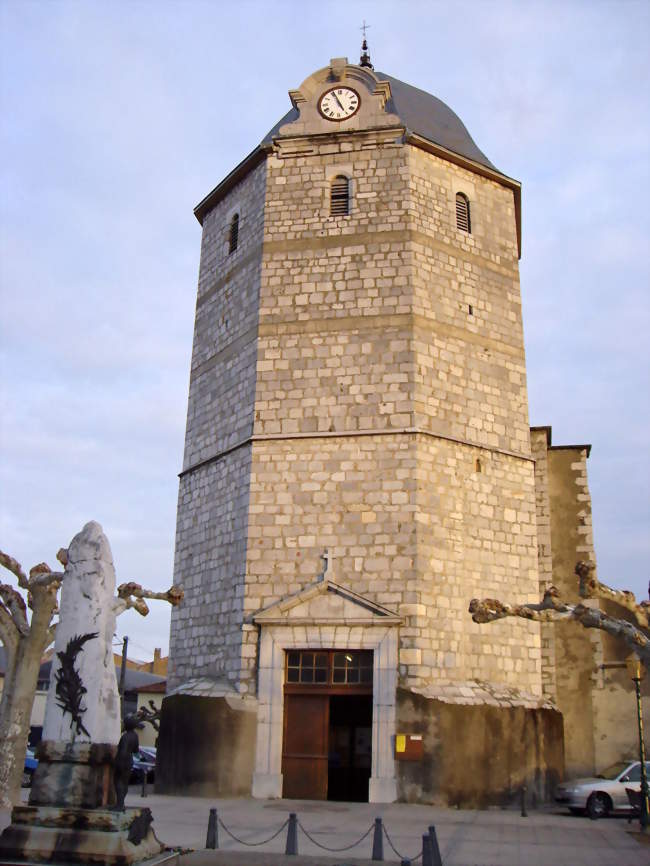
[2,789,647,866]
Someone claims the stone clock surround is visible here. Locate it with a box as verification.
[250,580,402,803]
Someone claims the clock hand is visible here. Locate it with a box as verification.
[333,92,345,111]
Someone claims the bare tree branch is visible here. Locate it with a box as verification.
[576,561,649,629]
[135,699,161,732]
[114,582,183,618]
[0,604,19,654]
[0,551,29,590]
[469,577,650,667]
[0,583,29,635]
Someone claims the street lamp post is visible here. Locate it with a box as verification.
[626,655,648,831]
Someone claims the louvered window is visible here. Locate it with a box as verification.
[455,193,471,233]
[330,175,350,216]
[229,213,239,253]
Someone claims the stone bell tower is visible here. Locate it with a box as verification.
[162,51,563,805]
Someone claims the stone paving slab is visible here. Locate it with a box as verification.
[2,789,647,866]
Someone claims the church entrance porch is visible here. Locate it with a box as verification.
[281,650,373,801]
[251,578,401,803]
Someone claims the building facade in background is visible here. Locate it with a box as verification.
[160,56,646,805]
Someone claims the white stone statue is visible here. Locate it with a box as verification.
[42,521,122,745]
[42,520,183,747]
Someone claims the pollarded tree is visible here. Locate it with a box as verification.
[0,541,182,808]
[469,561,649,667]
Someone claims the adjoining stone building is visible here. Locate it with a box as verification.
[159,55,645,805]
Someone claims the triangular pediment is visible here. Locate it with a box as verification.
[251,580,402,626]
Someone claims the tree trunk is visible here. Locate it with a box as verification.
[0,637,48,807]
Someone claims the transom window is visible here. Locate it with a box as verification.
[286,650,372,685]
[455,192,471,233]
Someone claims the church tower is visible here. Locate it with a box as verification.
[162,53,563,805]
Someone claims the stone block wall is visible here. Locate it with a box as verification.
[240,434,417,693]
[411,435,541,693]
[168,162,266,690]
[530,427,557,702]
[170,445,253,688]
[408,147,529,456]
[546,445,601,776]
[182,162,266,468]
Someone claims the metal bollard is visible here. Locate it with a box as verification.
[285,812,298,855]
[422,832,433,866]
[428,825,442,866]
[206,807,218,849]
[140,773,147,798]
[401,860,411,866]
[521,785,528,818]
[371,816,384,860]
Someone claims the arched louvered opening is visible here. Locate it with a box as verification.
[455,193,471,233]
[229,213,239,253]
[330,176,350,216]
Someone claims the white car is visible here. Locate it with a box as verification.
[554,760,650,818]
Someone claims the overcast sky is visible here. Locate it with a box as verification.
[1,0,648,661]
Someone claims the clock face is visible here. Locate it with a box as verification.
[318,87,360,121]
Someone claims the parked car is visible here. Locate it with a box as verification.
[22,748,38,787]
[130,747,156,784]
[555,760,650,818]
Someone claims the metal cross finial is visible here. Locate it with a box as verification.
[359,21,374,69]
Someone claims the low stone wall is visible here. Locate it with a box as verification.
[156,693,257,796]
[396,688,564,808]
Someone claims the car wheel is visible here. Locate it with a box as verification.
[587,792,610,820]
[21,770,32,788]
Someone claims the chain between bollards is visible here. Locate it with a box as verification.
[206,807,218,849]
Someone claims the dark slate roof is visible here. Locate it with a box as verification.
[37,659,165,693]
[377,72,498,172]
[261,71,499,174]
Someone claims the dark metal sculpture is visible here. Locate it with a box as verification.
[54,632,98,737]
[113,715,141,811]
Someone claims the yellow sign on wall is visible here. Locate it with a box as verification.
[395,735,406,753]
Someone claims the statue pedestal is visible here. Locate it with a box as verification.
[29,741,116,809]
[0,742,165,864]
[0,805,165,865]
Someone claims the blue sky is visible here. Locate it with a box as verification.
[1,0,648,659]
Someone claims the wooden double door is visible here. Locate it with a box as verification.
[281,650,373,801]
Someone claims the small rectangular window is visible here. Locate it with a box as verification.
[330,176,350,216]
[455,193,471,233]
[229,213,239,253]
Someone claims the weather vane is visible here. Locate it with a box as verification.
[359,20,373,69]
